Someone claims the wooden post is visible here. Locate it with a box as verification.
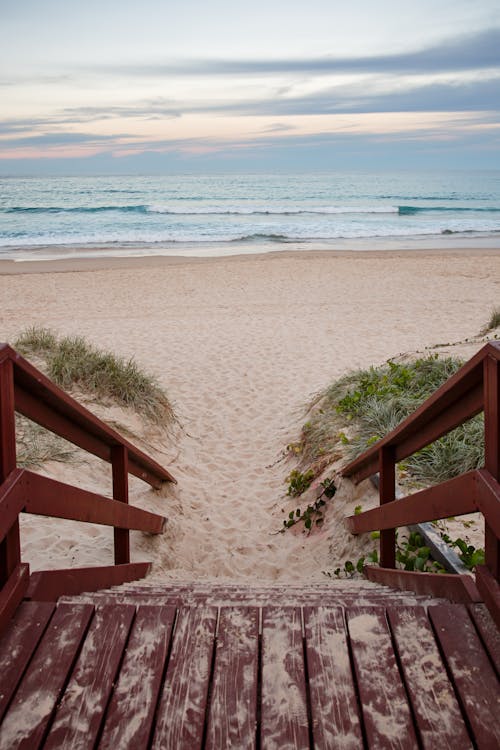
[379,446,396,568]
[484,355,500,581]
[112,445,130,565]
[0,358,20,585]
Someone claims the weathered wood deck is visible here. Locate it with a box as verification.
[0,585,498,749]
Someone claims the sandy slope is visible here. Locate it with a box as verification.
[1,247,498,580]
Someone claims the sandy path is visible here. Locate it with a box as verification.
[1,248,499,580]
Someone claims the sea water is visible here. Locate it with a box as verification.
[0,171,499,260]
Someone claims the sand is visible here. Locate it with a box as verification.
[1,247,498,581]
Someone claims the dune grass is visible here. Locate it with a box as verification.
[298,354,484,486]
[15,326,175,425]
[484,307,500,332]
[16,414,75,468]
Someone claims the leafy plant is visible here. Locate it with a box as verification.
[286,469,315,497]
[440,532,485,570]
[282,498,326,532]
[282,477,336,533]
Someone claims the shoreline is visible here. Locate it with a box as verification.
[0,241,499,275]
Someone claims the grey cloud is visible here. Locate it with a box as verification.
[109,28,500,77]
[214,77,500,117]
[1,132,129,147]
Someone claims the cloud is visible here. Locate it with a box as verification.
[0,132,129,148]
[108,28,500,77]
[2,125,499,176]
[211,77,500,116]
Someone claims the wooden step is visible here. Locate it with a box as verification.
[0,598,497,748]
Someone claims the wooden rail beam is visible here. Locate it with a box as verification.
[346,471,478,534]
[5,343,176,487]
[22,471,166,534]
[341,345,489,483]
[26,563,151,601]
[15,386,171,489]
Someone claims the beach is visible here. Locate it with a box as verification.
[1,246,499,580]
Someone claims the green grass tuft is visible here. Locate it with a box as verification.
[485,307,500,332]
[15,326,58,357]
[16,415,75,468]
[15,328,174,425]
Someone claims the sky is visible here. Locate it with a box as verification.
[0,0,499,174]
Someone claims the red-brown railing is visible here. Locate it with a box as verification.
[0,343,176,629]
[342,342,500,620]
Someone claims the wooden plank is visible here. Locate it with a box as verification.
[0,563,30,636]
[260,606,309,750]
[346,471,477,534]
[346,607,418,749]
[27,562,151,601]
[364,566,481,603]
[22,470,166,533]
[152,606,217,750]
[468,603,500,677]
[387,606,472,749]
[0,600,55,722]
[99,605,176,750]
[112,444,130,565]
[205,606,259,750]
[429,604,500,749]
[0,602,94,750]
[43,603,135,750]
[303,606,363,749]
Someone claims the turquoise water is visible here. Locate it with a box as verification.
[0,171,499,259]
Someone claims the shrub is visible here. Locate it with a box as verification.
[300,355,483,485]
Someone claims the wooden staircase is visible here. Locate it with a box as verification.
[1,343,500,748]
[0,581,499,749]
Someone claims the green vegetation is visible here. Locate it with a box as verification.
[297,354,484,486]
[16,414,75,468]
[15,326,174,425]
[286,469,315,497]
[282,476,336,533]
[439,532,485,569]
[484,306,500,333]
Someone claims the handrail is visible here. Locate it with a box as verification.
[342,341,499,484]
[0,344,176,487]
[342,342,500,607]
[0,343,176,620]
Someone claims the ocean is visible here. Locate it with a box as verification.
[0,171,499,261]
